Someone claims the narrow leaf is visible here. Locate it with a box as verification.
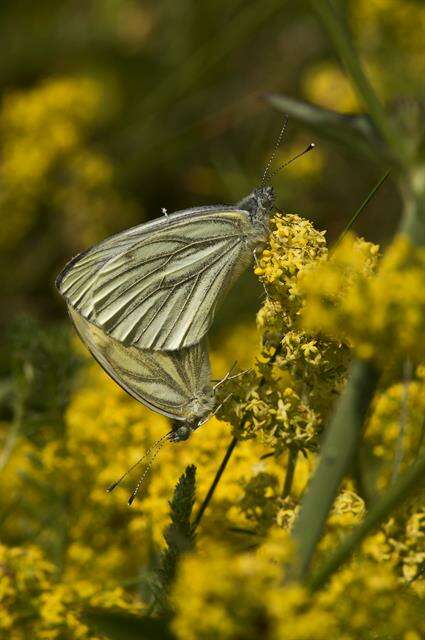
[333,169,391,249]
[309,453,425,591]
[292,359,379,579]
[266,93,383,160]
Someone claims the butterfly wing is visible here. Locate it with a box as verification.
[57,206,259,350]
[68,306,211,422]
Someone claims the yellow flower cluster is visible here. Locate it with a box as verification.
[364,499,425,595]
[302,61,362,113]
[219,213,348,454]
[0,543,137,639]
[0,76,138,252]
[300,234,425,364]
[362,376,424,590]
[364,371,425,489]
[171,530,425,640]
[254,213,327,302]
[1,209,423,634]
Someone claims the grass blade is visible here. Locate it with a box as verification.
[291,359,379,579]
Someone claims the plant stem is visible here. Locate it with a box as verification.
[309,453,425,591]
[333,169,391,249]
[398,165,425,246]
[291,359,379,580]
[391,359,412,484]
[311,0,402,161]
[282,448,298,498]
[192,436,237,531]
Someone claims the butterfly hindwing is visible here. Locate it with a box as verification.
[68,307,211,422]
[58,207,255,351]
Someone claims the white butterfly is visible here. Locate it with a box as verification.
[68,306,244,502]
[67,306,231,443]
[56,186,275,351]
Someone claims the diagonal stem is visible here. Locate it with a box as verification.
[391,359,412,484]
[333,169,391,250]
[311,0,402,161]
[308,453,425,591]
[192,341,286,531]
[291,359,379,580]
[191,436,238,531]
[282,448,298,499]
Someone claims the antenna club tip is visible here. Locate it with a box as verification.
[308,142,316,150]
[128,495,135,506]
[107,482,118,493]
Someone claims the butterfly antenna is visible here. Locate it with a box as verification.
[269,143,315,180]
[213,361,238,391]
[107,431,172,493]
[261,116,289,187]
[128,435,171,506]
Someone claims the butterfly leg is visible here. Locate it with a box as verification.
[213,361,238,390]
[226,368,252,383]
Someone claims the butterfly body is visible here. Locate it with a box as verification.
[57,186,275,352]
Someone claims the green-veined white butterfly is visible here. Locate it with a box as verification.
[68,306,222,441]
[56,189,274,351]
[56,137,314,352]
[67,306,238,502]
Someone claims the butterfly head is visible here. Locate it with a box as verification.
[237,185,275,223]
[170,424,193,442]
[254,185,275,214]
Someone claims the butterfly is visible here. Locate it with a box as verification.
[68,306,234,443]
[56,130,314,353]
[68,306,240,502]
[56,187,275,352]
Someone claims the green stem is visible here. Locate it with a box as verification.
[192,436,237,530]
[309,453,425,591]
[282,448,298,499]
[291,359,379,579]
[333,169,391,249]
[391,359,412,484]
[311,0,402,161]
[398,165,425,246]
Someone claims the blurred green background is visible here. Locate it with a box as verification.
[0,0,423,332]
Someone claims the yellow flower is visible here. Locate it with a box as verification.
[300,234,425,365]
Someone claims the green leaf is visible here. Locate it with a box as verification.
[266,93,383,161]
[291,359,379,579]
[84,608,174,640]
[309,452,425,591]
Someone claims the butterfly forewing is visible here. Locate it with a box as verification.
[68,307,212,422]
[58,207,257,351]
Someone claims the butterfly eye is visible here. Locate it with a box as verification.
[173,426,192,442]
